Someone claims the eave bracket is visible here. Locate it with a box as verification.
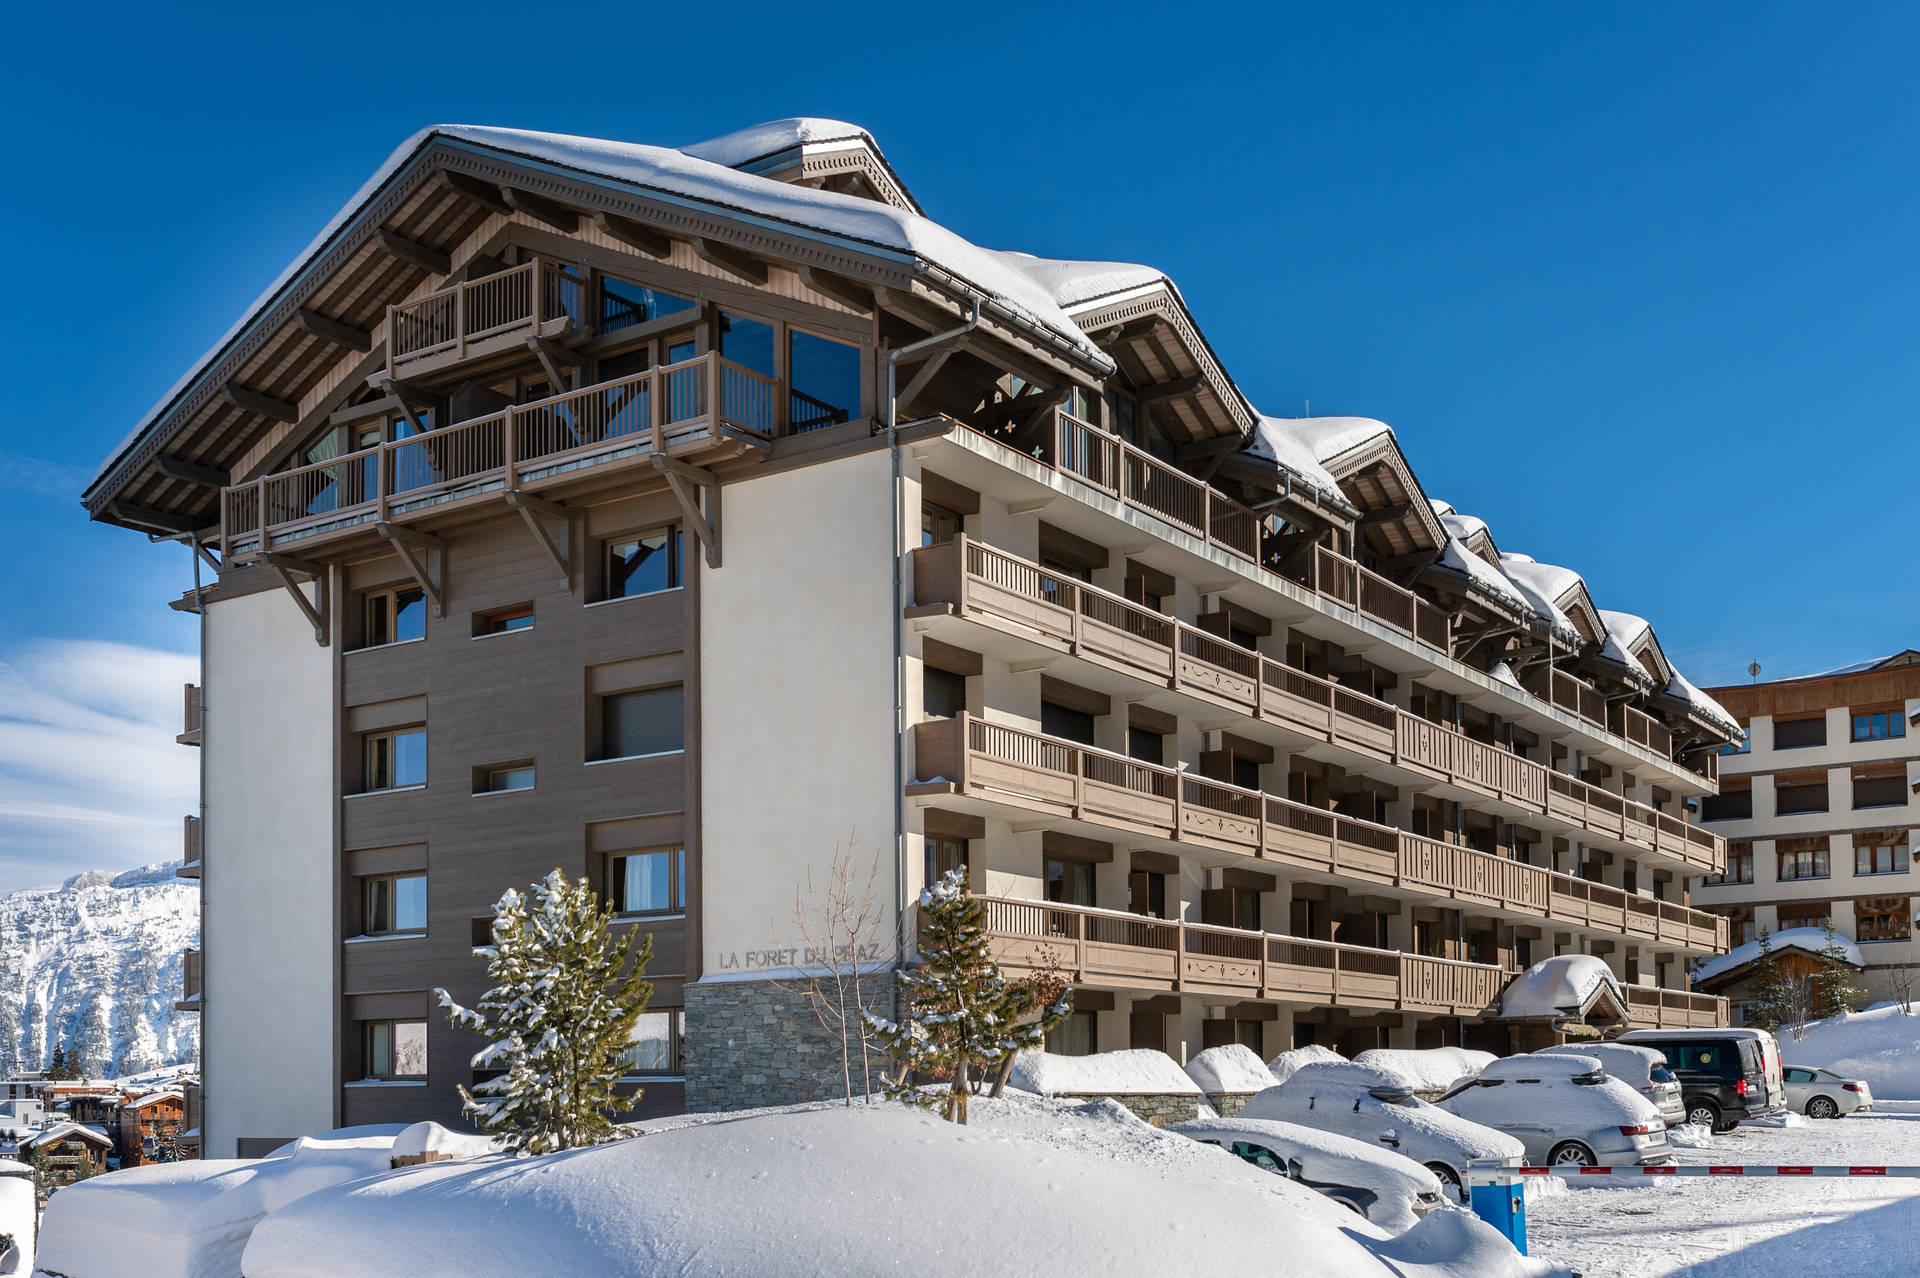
[375,522,448,617]
[504,492,573,590]
[650,455,722,568]
[259,554,329,647]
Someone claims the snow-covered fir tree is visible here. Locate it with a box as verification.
[1812,924,1866,1017]
[1742,929,1789,1033]
[865,870,1071,1124]
[436,869,654,1154]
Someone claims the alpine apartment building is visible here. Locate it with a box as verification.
[85,118,1741,1158]
[1693,653,1920,1012]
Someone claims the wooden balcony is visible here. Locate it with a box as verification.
[1624,985,1728,1030]
[177,815,202,880]
[176,950,202,1014]
[1294,544,1450,653]
[385,257,582,382]
[222,352,772,559]
[1611,702,1674,760]
[177,683,202,747]
[1544,668,1607,731]
[911,714,1726,950]
[971,895,1507,1016]
[911,537,1724,875]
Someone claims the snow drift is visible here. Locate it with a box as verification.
[1184,1044,1280,1094]
[1780,1002,1920,1100]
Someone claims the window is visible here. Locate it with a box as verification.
[476,605,534,635]
[477,764,535,794]
[610,848,685,915]
[618,1009,686,1075]
[362,586,426,648]
[1726,907,1756,946]
[1855,840,1907,876]
[598,276,694,333]
[1046,1010,1097,1056]
[1852,769,1907,809]
[599,685,684,760]
[1856,897,1911,943]
[1700,788,1752,822]
[1710,842,1754,885]
[1128,870,1168,919]
[1773,716,1827,750]
[365,874,426,936]
[362,728,426,791]
[1127,728,1164,765]
[1774,775,1829,816]
[364,1020,427,1080]
[1045,859,1095,907]
[923,666,967,719]
[788,330,861,432]
[930,836,969,881]
[605,526,682,599]
[921,500,962,547]
[1777,840,1830,881]
[1852,710,1907,742]
[1041,700,1096,746]
[1778,900,1832,931]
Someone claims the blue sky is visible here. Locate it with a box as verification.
[0,2,1914,888]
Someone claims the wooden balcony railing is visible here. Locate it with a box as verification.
[223,352,773,557]
[177,683,202,746]
[912,536,1724,874]
[969,894,1507,1016]
[1544,668,1607,730]
[386,257,583,379]
[914,713,1728,947]
[1611,702,1674,759]
[178,816,202,880]
[1047,411,1263,563]
[1625,985,1728,1030]
[177,950,202,1013]
[1293,545,1449,653]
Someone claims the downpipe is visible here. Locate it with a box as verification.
[886,297,981,1019]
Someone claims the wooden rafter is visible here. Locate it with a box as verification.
[690,237,769,286]
[895,348,956,414]
[153,455,230,490]
[374,522,448,617]
[1136,374,1203,406]
[795,264,873,313]
[293,308,372,353]
[259,553,329,646]
[375,228,450,275]
[436,170,513,217]
[105,500,204,534]
[502,187,580,233]
[503,492,572,588]
[592,210,673,259]
[649,454,721,568]
[220,382,298,423]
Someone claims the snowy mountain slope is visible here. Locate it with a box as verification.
[0,862,198,1076]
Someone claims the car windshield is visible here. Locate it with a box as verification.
[1367,1087,1416,1105]
[1650,1065,1675,1083]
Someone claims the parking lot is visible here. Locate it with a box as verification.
[1525,1102,1920,1276]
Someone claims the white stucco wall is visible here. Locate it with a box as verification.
[698,451,898,975]
[203,583,336,1156]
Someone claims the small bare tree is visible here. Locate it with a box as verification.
[787,835,895,1105]
[1890,965,1916,1016]
[1781,971,1816,1041]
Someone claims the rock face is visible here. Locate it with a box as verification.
[0,863,198,1077]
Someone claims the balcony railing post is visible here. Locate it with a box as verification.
[454,285,466,363]
[503,407,519,490]
[710,353,724,433]
[255,475,270,552]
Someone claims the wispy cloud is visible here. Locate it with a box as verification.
[0,639,198,891]
[0,453,93,501]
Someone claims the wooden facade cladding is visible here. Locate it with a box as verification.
[910,536,1726,876]
[911,713,1727,954]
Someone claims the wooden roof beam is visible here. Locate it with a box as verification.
[293,308,371,353]
[795,265,874,313]
[436,170,513,217]
[153,455,230,490]
[690,237,769,286]
[502,187,580,233]
[1136,374,1204,406]
[375,228,451,276]
[220,382,298,423]
[1357,501,1416,526]
[104,500,205,534]
[593,211,673,259]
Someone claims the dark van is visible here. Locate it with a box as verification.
[1618,1031,1775,1133]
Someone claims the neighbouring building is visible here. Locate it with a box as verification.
[1694,652,1920,1017]
[82,118,1740,1158]
[14,1124,113,1189]
[116,1089,189,1168]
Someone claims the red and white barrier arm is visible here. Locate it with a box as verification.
[1466,1165,1920,1180]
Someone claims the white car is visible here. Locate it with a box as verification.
[1783,1065,1874,1119]
[1241,1061,1524,1200]
[1176,1116,1448,1234]
[1436,1053,1672,1167]
[1534,1042,1684,1127]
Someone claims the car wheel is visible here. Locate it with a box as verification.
[1808,1096,1839,1120]
[1425,1162,1465,1202]
[1686,1100,1721,1131]
[1548,1141,1598,1167]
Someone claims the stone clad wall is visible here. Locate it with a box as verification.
[1052,1092,1201,1126]
[685,974,899,1112]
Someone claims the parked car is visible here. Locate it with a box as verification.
[1241,1061,1524,1200]
[1534,1042,1684,1126]
[1782,1065,1875,1119]
[1175,1116,1448,1233]
[1617,1030,1777,1132]
[1435,1053,1672,1167]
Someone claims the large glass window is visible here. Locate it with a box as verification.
[1777,841,1830,881]
[600,686,684,760]
[610,848,685,915]
[1773,716,1827,750]
[1046,1010,1096,1056]
[1856,840,1908,876]
[1852,710,1907,742]
[363,728,426,791]
[1045,858,1095,907]
[365,1020,427,1079]
[363,586,426,648]
[921,500,961,547]
[365,874,427,935]
[923,666,967,719]
[718,312,775,373]
[598,277,695,333]
[1857,898,1911,943]
[618,1010,685,1075]
[1041,700,1096,746]
[788,330,860,433]
[605,527,682,599]
[1709,842,1754,885]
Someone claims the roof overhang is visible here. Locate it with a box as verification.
[1071,280,1257,444]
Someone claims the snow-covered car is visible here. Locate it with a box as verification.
[1351,1047,1495,1100]
[1436,1053,1672,1167]
[1240,1061,1524,1199]
[1533,1042,1684,1126]
[1783,1064,1874,1118]
[1176,1116,1448,1233]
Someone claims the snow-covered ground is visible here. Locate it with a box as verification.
[1526,1102,1920,1276]
[1778,1003,1920,1099]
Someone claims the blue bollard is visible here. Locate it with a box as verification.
[1468,1176,1528,1256]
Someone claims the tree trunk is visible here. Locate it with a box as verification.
[949,1060,970,1124]
[989,1051,1017,1099]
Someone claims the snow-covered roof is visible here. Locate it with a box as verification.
[1008,1049,1201,1096]
[1664,668,1743,738]
[1259,416,1396,469]
[1241,417,1351,504]
[1491,554,1583,644]
[1693,927,1863,986]
[1499,955,1626,1023]
[1437,535,1531,618]
[122,1089,185,1110]
[678,117,877,169]
[1597,610,1662,682]
[1183,1045,1280,1095]
[987,250,1170,312]
[90,121,1124,493]
[1428,500,1492,548]
[21,1122,113,1150]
